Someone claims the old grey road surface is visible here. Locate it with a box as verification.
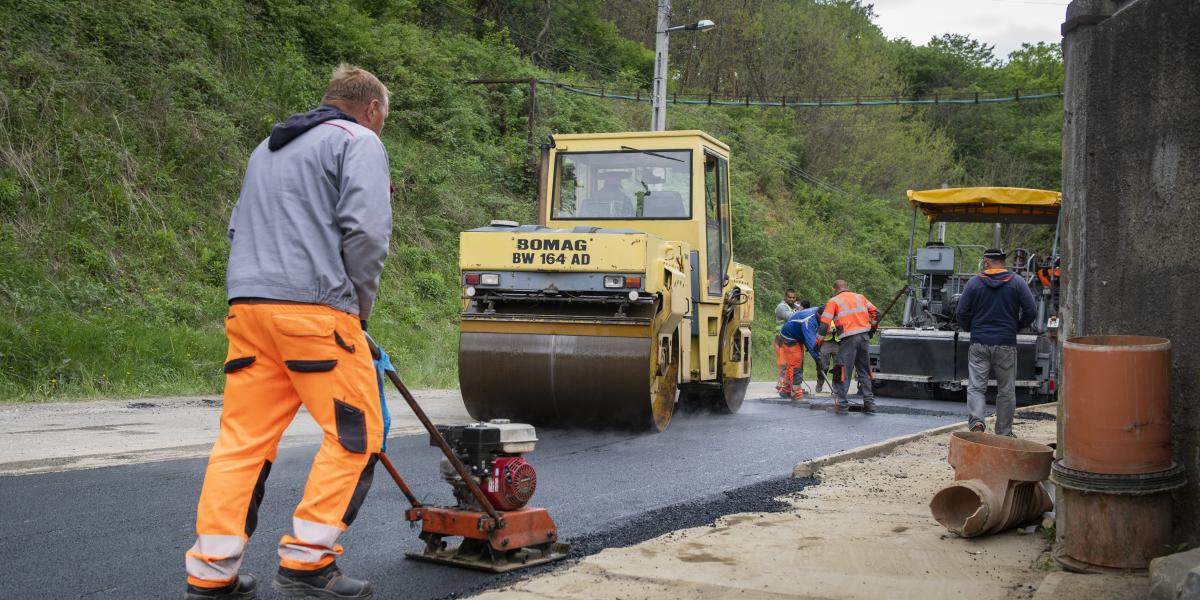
[0,383,964,599]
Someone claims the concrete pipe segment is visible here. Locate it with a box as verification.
[929,431,1054,537]
[1051,462,1185,570]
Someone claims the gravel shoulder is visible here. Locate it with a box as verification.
[470,404,1146,600]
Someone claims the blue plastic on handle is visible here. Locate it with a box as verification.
[373,346,395,452]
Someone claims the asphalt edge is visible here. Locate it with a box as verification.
[791,401,1058,478]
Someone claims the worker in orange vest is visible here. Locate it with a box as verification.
[817,280,879,414]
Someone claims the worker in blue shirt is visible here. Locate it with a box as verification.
[778,304,824,400]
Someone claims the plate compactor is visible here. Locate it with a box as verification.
[371,339,568,573]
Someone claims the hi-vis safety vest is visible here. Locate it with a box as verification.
[822,327,840,344]
[820,291,878,338]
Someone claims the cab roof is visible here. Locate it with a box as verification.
[907,187,1061,224]
[551,130,730,153]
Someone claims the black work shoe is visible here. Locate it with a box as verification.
[832,400,849,414]
[969,419,985,432]
[185,574,256,599]
[863,401,877,414]
[273,563,373,599]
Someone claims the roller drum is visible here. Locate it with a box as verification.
[459,332,655,429]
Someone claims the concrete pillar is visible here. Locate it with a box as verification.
[1060,0,1200,545]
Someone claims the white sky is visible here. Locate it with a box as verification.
[870,0,1068,59]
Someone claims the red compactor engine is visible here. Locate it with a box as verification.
[436,420,539,511]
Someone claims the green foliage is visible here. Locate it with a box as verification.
[474,0,653,86]
[1039,525,1056,544]
[0,0,610,399]
[894,38,1064,192]
[0,0,1058,400]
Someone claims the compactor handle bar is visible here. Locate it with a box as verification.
[365,333,505,528]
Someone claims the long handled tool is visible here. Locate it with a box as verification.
[366,334,568,572]
[873,285,909,331]
[811,349,831,392]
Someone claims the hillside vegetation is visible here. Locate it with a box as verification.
[0,0,1062,399]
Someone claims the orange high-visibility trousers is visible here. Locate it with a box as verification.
[779,339,806,400]
[185,303,383,589]
[775,334,790,394]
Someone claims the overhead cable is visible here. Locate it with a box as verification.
[537,80,1063,108]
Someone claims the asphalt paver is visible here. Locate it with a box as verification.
[0,392,961,599]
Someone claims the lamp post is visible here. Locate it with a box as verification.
[651,0,714,131]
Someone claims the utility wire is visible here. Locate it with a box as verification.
[535,79,1062,107]
[988,0,1067,5]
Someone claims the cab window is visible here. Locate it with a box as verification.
[704,152,729,296]
[554,150,692,219]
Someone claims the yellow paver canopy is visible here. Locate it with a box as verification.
[907,187,1061,224]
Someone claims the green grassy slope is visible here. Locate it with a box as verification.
[0,0,1054,400]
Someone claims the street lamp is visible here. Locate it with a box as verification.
[665,19,715,33]
[651,1,714,131]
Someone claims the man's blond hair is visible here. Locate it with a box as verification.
[322,63,390,110]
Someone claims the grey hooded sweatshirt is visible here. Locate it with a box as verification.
[226,106,392,320]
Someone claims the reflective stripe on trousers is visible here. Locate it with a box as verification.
[278,517,346,570]
[185,534,245,588]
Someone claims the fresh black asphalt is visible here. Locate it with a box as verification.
[0,397,964,599]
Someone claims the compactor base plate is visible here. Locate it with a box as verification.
[405,542,570,573]
[404,506,569,572]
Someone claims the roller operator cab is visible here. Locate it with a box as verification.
[458,131,754,432]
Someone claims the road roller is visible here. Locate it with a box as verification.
[457,130,754,431]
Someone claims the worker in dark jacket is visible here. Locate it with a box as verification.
[956,249,1037,436]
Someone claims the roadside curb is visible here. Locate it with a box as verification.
[791,421,966,478]
[791,401,1057,478]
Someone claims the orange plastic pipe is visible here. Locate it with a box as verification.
[930,432,1053,537]
[1062,335,1172,474]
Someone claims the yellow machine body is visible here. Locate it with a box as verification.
[458,131,754,431]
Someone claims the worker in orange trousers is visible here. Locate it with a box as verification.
[774,290,803,397]
[185,64,393,600]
